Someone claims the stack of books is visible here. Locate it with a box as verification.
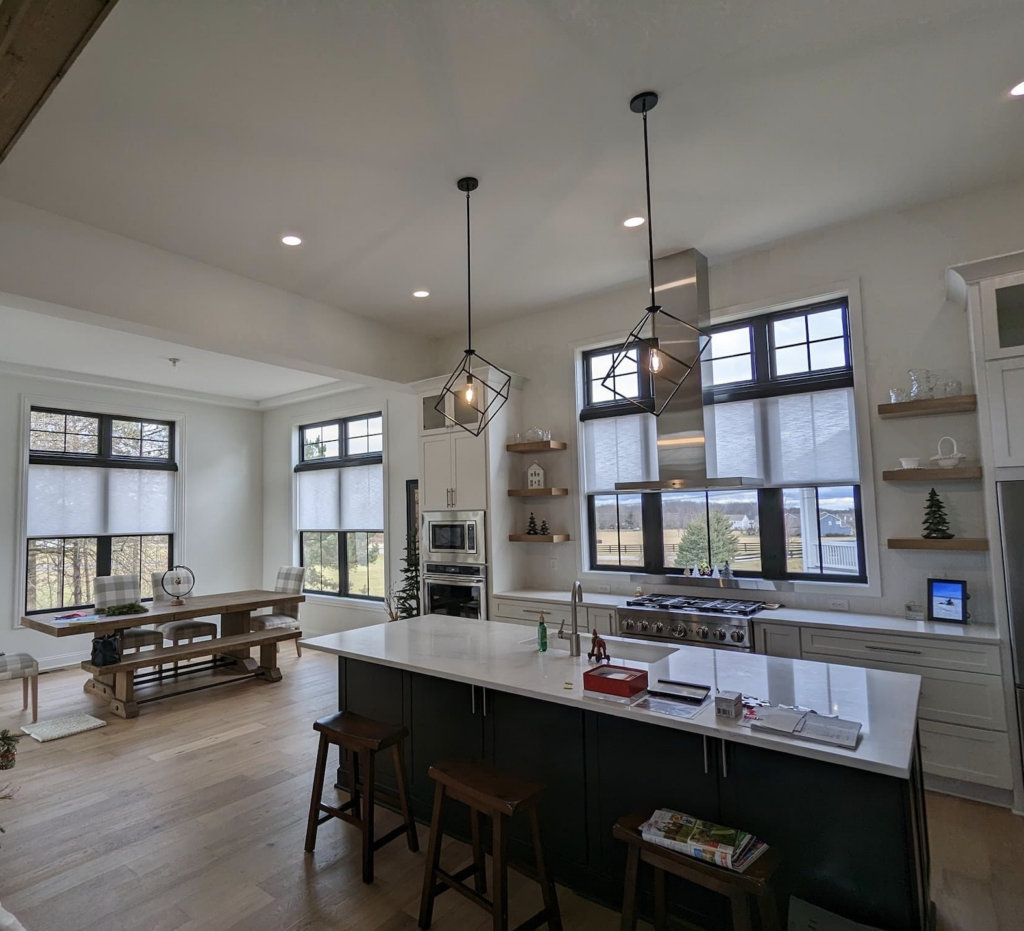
[639,809,768,873]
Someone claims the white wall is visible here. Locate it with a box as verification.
[448,178,1024,622]
[261,387,419,636]
[0,371,263,667]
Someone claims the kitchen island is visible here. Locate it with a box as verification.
[304,616,930,930]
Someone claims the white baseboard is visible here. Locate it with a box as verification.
[924,772,1015,809]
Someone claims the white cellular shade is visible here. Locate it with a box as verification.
[582,414,658,494]
[297,463,383,531]
[704,387,859,486]
[27,465,175,537]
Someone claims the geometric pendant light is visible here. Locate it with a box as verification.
[601,92,710,417]
[434,177,512,437]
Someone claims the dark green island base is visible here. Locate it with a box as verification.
[336,657,932,930]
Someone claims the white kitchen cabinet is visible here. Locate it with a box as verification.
[492,599,571,629]
[588,607,616,636]
[419,428,487,511]
[918,721,1013,789]
[986,358,1024,466]
[979,270,1024,361]
[755,622,802,658]
[420,391,480,435]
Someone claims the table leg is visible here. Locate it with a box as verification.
[257,642,282,682]
[110,671,139,719]
[218,610,258,673]
[84,672,116,701]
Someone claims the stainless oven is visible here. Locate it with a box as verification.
[422,510,485,565]
[423,563,487,620]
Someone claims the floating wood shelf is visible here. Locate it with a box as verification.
[877,395,977,419]
[882,466,983,482]
[507,488,570,497]
[506,441,567,453]
[509,534,571,543]
[887,537,989,552]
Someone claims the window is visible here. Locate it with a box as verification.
[296,412,385,601]
[581,343,654,419]
[579,297,866,584]
[25,407,176,613]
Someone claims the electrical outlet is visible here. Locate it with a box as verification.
[598,584,610,594]
[828,598,849,612]
[548,558,557,570]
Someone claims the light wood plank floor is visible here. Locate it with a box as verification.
[0,650,1019,930]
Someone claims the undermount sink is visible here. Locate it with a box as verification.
[519,635,676,665]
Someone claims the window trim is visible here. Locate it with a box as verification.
[298,529,386,602]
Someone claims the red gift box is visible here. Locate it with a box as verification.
[583,664,649,699]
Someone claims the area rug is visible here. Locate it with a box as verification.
[21,713,107,742]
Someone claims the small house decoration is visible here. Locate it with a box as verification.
[539,519,550,535]
[527,460,546,490]
[527,512,539,535]
[922,488,954,540]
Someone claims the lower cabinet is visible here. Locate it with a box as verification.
[755,621,802,658]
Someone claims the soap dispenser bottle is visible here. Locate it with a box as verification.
[537,611,548,652]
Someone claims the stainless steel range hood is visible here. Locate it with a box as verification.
[614,249,761,492]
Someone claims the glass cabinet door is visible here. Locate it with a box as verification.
[995,282,1024,353]
[421,393,449,433]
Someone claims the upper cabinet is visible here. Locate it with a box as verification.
[420,392,480,435]
[986,358,1024,467]
[980,271,1024,361]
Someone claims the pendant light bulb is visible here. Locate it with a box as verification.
[650,348,663,374]
[464,375,475,404]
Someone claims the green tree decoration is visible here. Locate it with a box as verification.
[922,488,954,539]
[527,512,539,535]
[394,531,420,619]
[539,519,550,536]
[674,511,740,568]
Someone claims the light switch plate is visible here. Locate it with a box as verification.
[828,598,850,611]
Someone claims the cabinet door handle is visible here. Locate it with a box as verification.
[721,741,728,778]
[452,487,456,507]
[865,645,922,656]
[702,736,709,774]
[521,609,547,615]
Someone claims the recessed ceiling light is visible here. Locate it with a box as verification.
[281,234,303,246]
[623,216,646,228]
[1011,81,1024,97]
[413,290,430,298]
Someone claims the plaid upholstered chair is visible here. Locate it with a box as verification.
[93,575,163,653]
[151,572,218,670]
[251,566,304,656]
[0,653,39,723]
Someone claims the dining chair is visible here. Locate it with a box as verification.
[251,566,305,656]
[93,575,162,653]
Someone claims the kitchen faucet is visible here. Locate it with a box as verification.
[559,581,583,657]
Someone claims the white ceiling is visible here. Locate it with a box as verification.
[2,1,1024,337]
[0,304,348,403]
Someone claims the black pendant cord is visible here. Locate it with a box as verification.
[642,104,657,313]
[465,189,473,354]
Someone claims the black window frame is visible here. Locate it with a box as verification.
[298,530,386,602]
[581,299,867,585]
[580,341,655,421]
[297,412,384,471]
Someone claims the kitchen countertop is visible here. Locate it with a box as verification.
[493,588,1000,643]
[303,615,922,779]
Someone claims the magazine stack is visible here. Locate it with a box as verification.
[639,809,768,873]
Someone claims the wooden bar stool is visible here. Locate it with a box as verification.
[614,811,781,931]
[304,711,418,884]
[418,759,562,931]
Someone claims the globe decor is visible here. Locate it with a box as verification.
[161,565,196,606]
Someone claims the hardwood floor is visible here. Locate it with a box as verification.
[0,650,1020,930]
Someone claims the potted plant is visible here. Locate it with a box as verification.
[0,731,20,771]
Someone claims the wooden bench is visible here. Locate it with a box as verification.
[82,629,301,718]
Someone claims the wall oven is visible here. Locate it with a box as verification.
[423,563,487,620]
[422,510,485,565]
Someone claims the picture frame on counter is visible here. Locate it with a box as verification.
[927,578,969,623]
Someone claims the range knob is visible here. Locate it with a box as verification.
[731,630,746,643]
[653,621,665,634]
[671,624,685,638]
[697,626,710,640]
[639,619,650,632]
[621,618,634,631]
[713,628,727,641]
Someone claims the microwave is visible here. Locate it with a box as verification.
[422,510,486,565]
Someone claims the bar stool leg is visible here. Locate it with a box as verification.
[729,888,754,931]
[620,843,640,931]
[304,733,329,852]
[418,782,447,929]
[653,867,667,931]
[529,808,562,931]
[492,812,510,931]
[361,749,376,884]
[471,810,487,894]
[758,891,782,931]
[349,749,361,813]
[392,742,419,853]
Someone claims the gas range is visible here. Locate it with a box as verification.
[615,595,767,650]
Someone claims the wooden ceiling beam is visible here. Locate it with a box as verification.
[0,0,118,163]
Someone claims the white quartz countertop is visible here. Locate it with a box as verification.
[493,589,1000,642]
[302,615,922,779]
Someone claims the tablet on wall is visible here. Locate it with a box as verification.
[927,578,969,623]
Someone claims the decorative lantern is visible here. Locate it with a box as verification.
[161,565,196,606]
[527,460,545,490]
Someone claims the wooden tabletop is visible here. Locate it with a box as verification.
[21,589,305,638]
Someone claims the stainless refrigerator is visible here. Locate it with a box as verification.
[997,481,1024,763]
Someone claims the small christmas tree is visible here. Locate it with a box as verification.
[922,488,954,539]
[527,512,539,535]
[539,519,550,535]
[394,531,420,619]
